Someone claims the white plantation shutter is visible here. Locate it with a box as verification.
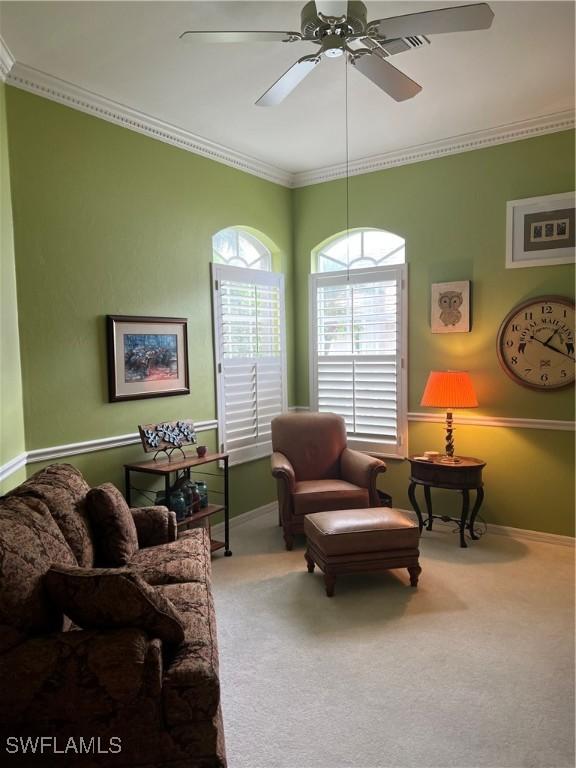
[212,264,286,464]
[310,266,407,457]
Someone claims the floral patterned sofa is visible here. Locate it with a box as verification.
[0,463,226,768]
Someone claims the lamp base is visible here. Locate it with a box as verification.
[439,455,462,465]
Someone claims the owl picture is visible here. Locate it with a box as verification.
[438,290,463,326]
[431,281,470,333]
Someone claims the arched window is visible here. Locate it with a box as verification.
[213,227,271,271]
[310,228,407,458]
[211,227,285,465]
[316,228,405,273]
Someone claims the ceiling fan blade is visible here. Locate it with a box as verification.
[315,1,348,18]
[256,56,320,107]
[369,3,494,40]
[351,54,422,101]
[179,30,302,44]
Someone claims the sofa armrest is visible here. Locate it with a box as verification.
[131,505,177,547]
[271,452,296,492]
[0,628,163,725]
[340,448,387,503]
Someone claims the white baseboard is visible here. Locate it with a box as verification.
[212,502,574,549]
[210,501,277,539]
[400,508,574,548]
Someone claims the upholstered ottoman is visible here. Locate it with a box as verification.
[304,508,422,597]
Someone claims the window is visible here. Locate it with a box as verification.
[213,227,272,271]
[316,228,405,272]
[212,229,286,465]
[310,230,407,458]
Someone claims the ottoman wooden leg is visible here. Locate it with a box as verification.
[305,550,315,573]
[324,573,336,597]
[408,565,422,588]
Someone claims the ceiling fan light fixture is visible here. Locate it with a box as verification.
[325,47,344,58]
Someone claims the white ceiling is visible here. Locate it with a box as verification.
[1,1,574,174]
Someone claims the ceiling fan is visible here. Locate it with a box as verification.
[180,1,494,106]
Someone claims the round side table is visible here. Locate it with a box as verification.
[407,456,486,548]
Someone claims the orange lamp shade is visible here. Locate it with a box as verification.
[420,371,478,409]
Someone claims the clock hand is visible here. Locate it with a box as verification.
[543,329,560,345]
[529,335,575,361]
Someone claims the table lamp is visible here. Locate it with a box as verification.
[420,371,478,464]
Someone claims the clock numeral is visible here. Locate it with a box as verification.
[561,369,567,378]
[541,305,553,314]
[506,340,514,347]
[540,374,549,382]
[511,356,518,365]
[524,311,533,320]
[511,324,521,332]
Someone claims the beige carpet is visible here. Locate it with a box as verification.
[211,510,575,768]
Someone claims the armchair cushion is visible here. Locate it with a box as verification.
[86,483,139,565]
[45,565,185,644]
[130,505,177,548]
[271,412,347,481]
[292,479,369,517]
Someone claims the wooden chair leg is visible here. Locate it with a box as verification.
[304,550,315,572]
[283,529,294,551]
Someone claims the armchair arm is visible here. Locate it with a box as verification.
[130,505,177,547]
[271,451,296,492]
[0,628,163,725]
[340,448,387,504]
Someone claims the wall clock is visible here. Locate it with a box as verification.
[497,295,575,390]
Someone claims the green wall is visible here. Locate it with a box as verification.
[293,130,575,536]
[4,86,294,514]
[2,83,574,536]
[0,83,26,492]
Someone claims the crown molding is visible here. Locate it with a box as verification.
[3,56,574,189]
[291,110,576,187]
[6,62,292,187]
[0,36,15,82]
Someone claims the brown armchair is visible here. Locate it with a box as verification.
[271,412,387,550]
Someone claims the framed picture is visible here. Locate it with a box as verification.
[506,192,575,268]
[107,315,189,402]
[431,281,470,333]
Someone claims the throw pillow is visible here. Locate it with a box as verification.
[86,483,139,566]
[45,565,185,644]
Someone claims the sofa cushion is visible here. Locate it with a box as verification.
[0,496,76,635]
[45,565,185,644]
[292,479,369,517]
[87,483,139,566]
[0,627,163,724]
[158,580,220,725]
[129,528,210,586]
[8,464,94,567]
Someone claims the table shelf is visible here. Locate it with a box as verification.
[124,452,231,557]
